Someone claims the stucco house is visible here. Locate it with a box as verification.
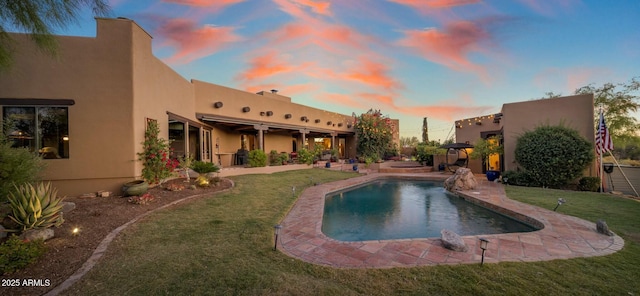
[0,18,392,196]
[453,94,597,177]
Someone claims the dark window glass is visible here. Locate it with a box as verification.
[3,106,69,159]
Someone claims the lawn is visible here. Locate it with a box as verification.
[65,170,640,295]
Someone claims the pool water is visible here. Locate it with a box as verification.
[322,179,537,241]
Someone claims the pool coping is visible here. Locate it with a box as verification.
[278,172,624,268]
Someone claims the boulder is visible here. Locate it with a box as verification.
[60,201,76,214]
[20,228,55,242]
[441,229,468,252]
[444,168,477,192]
[596,219,613,236]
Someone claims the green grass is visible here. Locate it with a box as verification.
[66,170,640,295]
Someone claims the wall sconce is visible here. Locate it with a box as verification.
[285,114,292,119]
[213,101,223,108]
[63,136,70,141]
[315,119,321,123]
[347,124,352,128]
[476,122,482,125]
[479,238,489,265]
[273,224,282,251]
[327,121,332,125]
[301,116,307,121]
[337,123,343,127]
[260,112,266,116]
[266,111,273,116]
[242,107,250,113]
[305,119,309,123]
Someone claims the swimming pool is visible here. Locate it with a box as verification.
[322,179,537,241]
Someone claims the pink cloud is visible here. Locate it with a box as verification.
[390,0,481,9]
[236,52,296,81]
[344,58,403,91]
[516,0,579,16]
[162,0,244,8]
[157,18,242,64]
[398,20,492,73]
[295,0,332,16]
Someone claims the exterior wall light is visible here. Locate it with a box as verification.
[337,123,343,127]
[213,101,223,108]
[285,114,292,119]
[274,224,282,251]
[242,107,250,113]
[327,121,332,125]
[347,124,352,128]
[315,119,321,123]
[301,116,307,121]
[260,111,266,116]
[266,111,273,116]
[479,238,489,265]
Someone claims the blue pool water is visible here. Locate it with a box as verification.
[322,179,536,241]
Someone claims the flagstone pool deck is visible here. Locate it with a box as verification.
[278,172,624,268]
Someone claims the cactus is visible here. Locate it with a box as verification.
[6,182,65,231]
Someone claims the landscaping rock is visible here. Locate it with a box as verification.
[0,225,7,239]
[444,168,477,192]
[61,201,76,214]
[441,229,468,252]
[21,228,54,241]
[596,219,613,236]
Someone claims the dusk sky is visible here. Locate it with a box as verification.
[62,0,639,142]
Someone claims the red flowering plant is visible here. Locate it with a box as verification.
[137,120,177,184]
[354,109,397,163]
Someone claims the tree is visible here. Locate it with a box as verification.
[574,77,640,141]
[0,0,110,71]
[469,136,504,171]
[400,136,419,148]
[354,109,396,161]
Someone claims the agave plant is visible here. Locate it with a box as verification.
[7,182,65,231]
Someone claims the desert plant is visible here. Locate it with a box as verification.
[0,132,46,203]
[515,125,594,188]
[297,148,314,165]
[178,154,194,180]
[269,150,282,166]
[191,161,219,174]
[577,176,600,192]
[0,235,46,275]
[6,182,64,232]
[248,149,267,167]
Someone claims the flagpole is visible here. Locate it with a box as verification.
[599,153,604,193]
[608,152,639,197]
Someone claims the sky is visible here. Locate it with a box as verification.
[61,0,639,142]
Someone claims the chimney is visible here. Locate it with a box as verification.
[271,89,278,94]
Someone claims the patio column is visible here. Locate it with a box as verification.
[330,132,337,150]
[299,129,309,148]
[254,124,269,151]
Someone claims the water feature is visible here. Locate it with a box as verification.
[322,179,537,241]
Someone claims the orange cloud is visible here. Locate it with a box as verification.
[294,0,332,16]
[157,18,242,64]
[322,93,365,109]
[398,20,491,73]
[237,52,296,81]
[344,58,403,91]
[390,0,481,9]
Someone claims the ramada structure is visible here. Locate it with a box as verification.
[0,18,380,196]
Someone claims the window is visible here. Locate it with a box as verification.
[3,106,70,159]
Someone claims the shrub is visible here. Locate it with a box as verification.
[0,135,45,203]
[248,150,267,167]
[502,170,540,187]
[355,109,396,161]
[191,161,219,174]
[0,235,46,275]
[514,125,594,188]
[577,176,600,192]
[415,143,445,166]
[7,182,64,232]
[297,148,314,165]
[269,150,282,166]
[137,120,177,184]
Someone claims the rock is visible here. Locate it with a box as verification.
[444,168,477,192]
[61,201,76,214]
[596,219,613,236]
[441,229,468,252]
[20,228,55,241]
[0,225,7,239]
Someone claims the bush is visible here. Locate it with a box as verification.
[0,235,46,275]
[297,148,314,165]
[0,137,45,203]
[502,170,540,187]
[415,143,444,166]
[514,125,594,188]
[248,150,267,167]
[191,161,219,174]
[269,150,282,166]
[577,176,600,192]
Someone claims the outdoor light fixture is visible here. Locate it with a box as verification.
[242,107,250,113]
[337,123,343,127]
[315,119,321,123]
[285,114,292,119]
[273,224,282,251]
[292,186,296,196]
[553,198,566,211]
[479,238,489,265]
[327,121,332,125]
[260,111,266,116]
[347,124,352,128]
[266,111,273,116]
[213,101,223,108]
[301,116,307,121]
[63,136,69,141]
[72,227,80,236]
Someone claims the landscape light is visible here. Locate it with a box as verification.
[553,198,566,211]
[479,238,489,266]
[72,227,80,236]
[273,224,282,251]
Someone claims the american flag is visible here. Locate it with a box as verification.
[595,111,613,155]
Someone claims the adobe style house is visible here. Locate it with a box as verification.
[0,18,380,196]
[454,94,596,176]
